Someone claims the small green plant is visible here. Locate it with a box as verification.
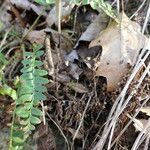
[34,0,55,5]
[9,44,49,150]
[34,0,118,21]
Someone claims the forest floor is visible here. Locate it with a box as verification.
[0,0,150,150]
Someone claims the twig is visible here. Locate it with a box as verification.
[10,3,26,28]
[0,27,12,51]
[144,135,150,150]
[131,118,150,150]
[130,0,147,19]
[93,47,150,150]
[46,112,70,150]
[40,101,46,125]
[45,35,54,76]
[73,94,93,141]
[110,96,150,148]
[22,12,43,41]
[56,0,61,34]
[142,1,150,34]
[71,3,81,37]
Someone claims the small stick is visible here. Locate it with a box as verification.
[40,101,46,125]
[45,35,54,76]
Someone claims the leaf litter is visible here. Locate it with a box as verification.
[0,0,150,150]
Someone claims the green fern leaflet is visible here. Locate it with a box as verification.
[9,44,49,150]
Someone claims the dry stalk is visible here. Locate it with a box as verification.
[45,35,55,76]
[93,39,150,150]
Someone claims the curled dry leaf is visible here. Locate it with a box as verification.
[89,12,147,91]
[75,11,109,47]
[45,28,74,53]
[67,82,88,93]
[140,106,150,116]
[46,2,74,27]
[10,0,46,16]
[56,73,71,84]
[25,29,46,44]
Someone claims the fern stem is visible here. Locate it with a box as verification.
[9,105,16,150]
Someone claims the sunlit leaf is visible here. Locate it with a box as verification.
[34,69,47,76]
[30,116,41,124]
[31,107,43,116]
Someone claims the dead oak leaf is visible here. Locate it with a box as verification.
[89,12,147,91]
[140,106,150,117]
[46,2,74,27]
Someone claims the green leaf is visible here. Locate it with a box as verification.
[35,60,43,67]
[20,120,28,126]
[82,0,90,5]
[16,107,30,118]
[23,124,35,132]
[34,69,47,76]
[33,44,43,52]
[0,52,8,68]
[30,116,41,124]
[31,107,43,116]
[20,73,34,80]
[21,80,34,87]
[19,86,33,95]
[29,124,36,131]
[10,43,49,149]
[12,131,25,144]
[24,52,33,57]
[22,59,32,65]
[0,84,17,100]
[34,92,47,101]
[34,77,49,84]
[17,94,33,103]
[35,85,47,92]
[90,0,118,22]
[34,0,55,5]
[12,137,25,144]
[33,99,39,105]
[46,0,55,4]
[21,66,33,73]
[24,102,32,110]
[35,50,44,57]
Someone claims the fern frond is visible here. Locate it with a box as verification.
[9,44,48,149]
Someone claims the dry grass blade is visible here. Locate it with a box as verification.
[93,38,150,150]
[131,119,150,150]
[110,95,150,148]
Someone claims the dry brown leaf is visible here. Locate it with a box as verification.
[68,127,83,139]
[140,107,150,116]
[10,0,46,16]
[75,12,109,47]
[25,29,46,44]
[67,82,88,93]
[89,12,147,91]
